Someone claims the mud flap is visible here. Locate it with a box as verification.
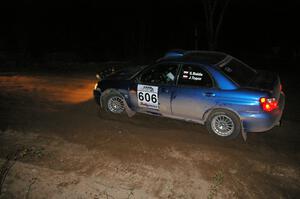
[241,121,247,141]
[242,129,247,141]
[123,98,136,117]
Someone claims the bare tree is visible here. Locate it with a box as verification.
[202,0,231,50]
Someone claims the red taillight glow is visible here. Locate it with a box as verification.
[260,97,278,112]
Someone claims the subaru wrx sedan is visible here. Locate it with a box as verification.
[94,51,285,139]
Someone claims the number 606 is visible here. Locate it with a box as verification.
[138,92,157,103]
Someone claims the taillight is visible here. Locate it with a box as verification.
[260,97,278,112]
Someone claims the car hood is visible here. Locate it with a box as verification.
[104,65,147,80]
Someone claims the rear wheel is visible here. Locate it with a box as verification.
[206,109,241,139]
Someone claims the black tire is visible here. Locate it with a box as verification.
[206,109,241,139]
[102,93,125,114]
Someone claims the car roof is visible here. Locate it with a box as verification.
[158,50,228,66]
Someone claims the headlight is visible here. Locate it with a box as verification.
[94,83,98,90]
[96,74,101,80]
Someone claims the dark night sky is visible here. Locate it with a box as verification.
[0,0,299,63]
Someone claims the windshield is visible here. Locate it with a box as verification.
[218,57,257,87]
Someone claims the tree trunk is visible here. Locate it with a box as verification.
[202,0,230,51]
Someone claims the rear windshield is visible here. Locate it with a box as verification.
[218,58,257,87]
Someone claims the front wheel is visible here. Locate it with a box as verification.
[206,109,241,139]
[103,93,125,114]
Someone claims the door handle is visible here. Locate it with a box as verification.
[203,92,216,97]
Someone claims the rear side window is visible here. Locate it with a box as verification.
[219,58,257,87]
[178,64,213,87]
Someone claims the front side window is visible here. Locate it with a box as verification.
[178,64,213,87]
[139,63,178,85]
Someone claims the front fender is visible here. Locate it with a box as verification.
[100,88,135,117]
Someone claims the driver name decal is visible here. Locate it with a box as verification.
[182,70,203,81]
[137,84,159,110]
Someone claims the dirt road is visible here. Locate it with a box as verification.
[0,74,299,199]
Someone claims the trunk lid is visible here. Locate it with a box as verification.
[248,70,281,100]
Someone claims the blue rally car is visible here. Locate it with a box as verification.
[94,51,285,139]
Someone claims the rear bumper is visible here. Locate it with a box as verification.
[242,92,285,132]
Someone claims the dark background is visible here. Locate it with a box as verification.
[0,0,299,72]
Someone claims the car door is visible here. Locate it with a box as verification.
[129,62,179,115]
[171,64,217,121]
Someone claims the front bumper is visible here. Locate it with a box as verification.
[242,92,285,132]
[93,88,101,105]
